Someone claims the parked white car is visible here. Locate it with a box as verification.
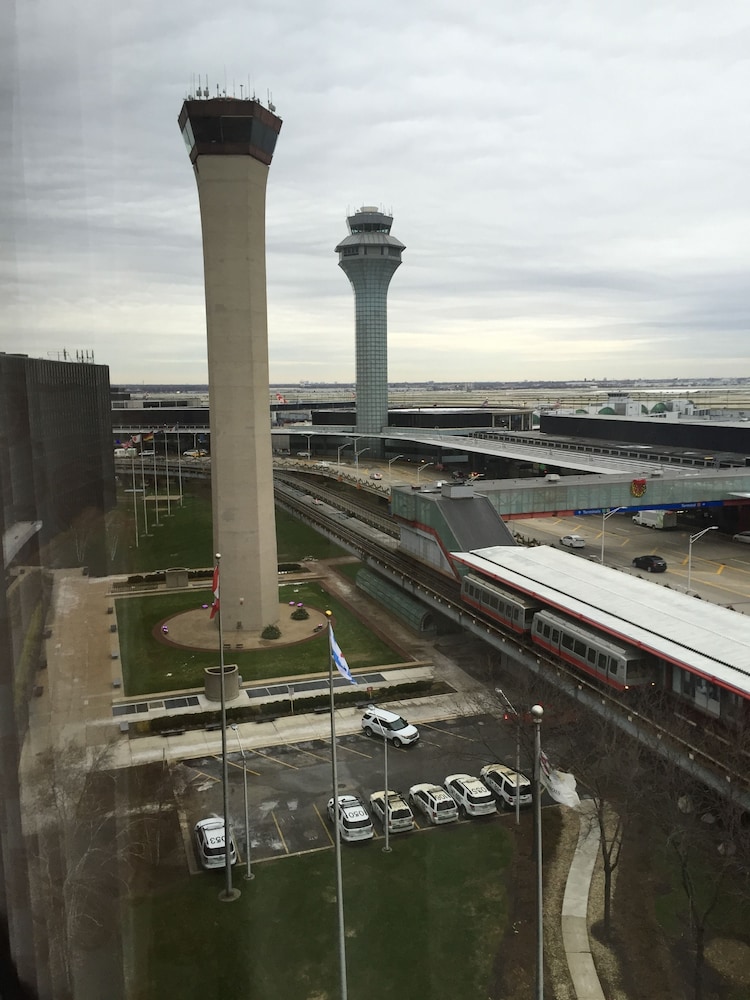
[408,783,459,825]
[369,790,415,833]
[361,707,420,747]
[480,763,533,809]
[194,817,237,870]
[732,531,750,544]
[443,774,496,817]
[560,534,585,549]
[327,795,374,843]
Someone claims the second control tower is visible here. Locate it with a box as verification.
[335,207,405,447]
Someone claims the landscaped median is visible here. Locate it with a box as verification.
[115,580,401,697]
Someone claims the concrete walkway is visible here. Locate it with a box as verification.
[563,800,606,1000]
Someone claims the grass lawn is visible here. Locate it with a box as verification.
[128,823,512,1000]
[110,489,349,575]
[117,580,398,696]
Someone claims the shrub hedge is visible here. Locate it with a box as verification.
[126,679,452,737]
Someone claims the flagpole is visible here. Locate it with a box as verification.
[326,613,349,1000]
[140,451,150,536]
[532,703,544,1000]
[152,438,161,527]
[130,454,139,548]
[217,553,239,902]
[164,426,172,517]
[176,423,184,507]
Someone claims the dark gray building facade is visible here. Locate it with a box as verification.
[0,353,114,997]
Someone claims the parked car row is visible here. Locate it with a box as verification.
[326,763,533,843]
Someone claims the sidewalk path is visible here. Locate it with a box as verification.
[563,800,606,1000]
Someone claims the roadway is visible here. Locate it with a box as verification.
[278,461,750,613]
[509,513,750,611]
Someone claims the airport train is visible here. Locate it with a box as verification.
[459,568,750,730]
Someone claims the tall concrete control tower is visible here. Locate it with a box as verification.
[179,93,282,631]
[336,207,405,448]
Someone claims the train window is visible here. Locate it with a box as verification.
[562,634,573,651]
[610,659,622,678]
[552,629,559,643]
[513,609,519,621]
[574,639,586,657]
[488,595,498,610]
[597,653,607,671]
[587,648,596,664]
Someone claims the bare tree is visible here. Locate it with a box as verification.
[645,762,750,1000]
[26,739,173,999]
[104,508,128,566]
[563,713,648,940]
[67,506,104,566]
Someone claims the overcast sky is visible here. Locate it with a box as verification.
[4,1,750,385]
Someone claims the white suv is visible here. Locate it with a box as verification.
[408,783,459,825]
[327,795,374,843]
[443,774,497,817]
[369,790,415,833]
[361,707,420,747]
[480,763,533,809]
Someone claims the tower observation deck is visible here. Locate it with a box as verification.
[179,94,282,631]
[336,207,405,449]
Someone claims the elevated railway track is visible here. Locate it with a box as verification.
[275,479,750,810]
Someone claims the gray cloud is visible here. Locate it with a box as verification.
[3,0,749,382]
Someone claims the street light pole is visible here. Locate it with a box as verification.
[216,553,239,902]
[337,442,352,468]
[687,525,718,592]
[354,445,370,472]
[600,506,626,564]
[387,454,403,476]
[382,735,391,855]
[495,687,521,826]
[416,462,434,485]
[531,704,544,1000]
[230,724,254,880]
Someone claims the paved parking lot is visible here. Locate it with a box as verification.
[180,712,532,867]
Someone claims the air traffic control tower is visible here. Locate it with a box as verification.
[179,92,282,631]
[336,207,405,451]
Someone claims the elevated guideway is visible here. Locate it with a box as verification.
[272,426,659,475]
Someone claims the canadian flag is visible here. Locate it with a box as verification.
[209,564,220,620]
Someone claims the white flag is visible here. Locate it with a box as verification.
[329,627,356,685]
[540,748,581,808]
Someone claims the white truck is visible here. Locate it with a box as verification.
[113,447,137,458]
[632,509,678,530]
